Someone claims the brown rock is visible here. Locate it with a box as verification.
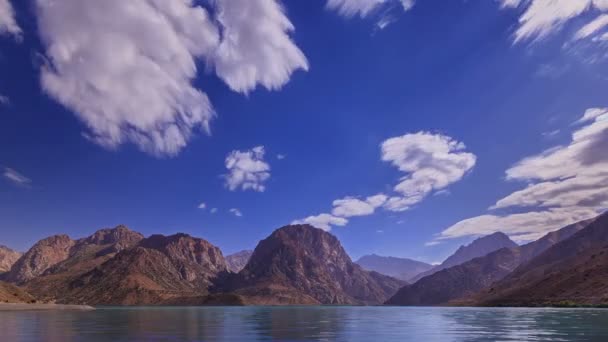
[225,250,253,273]
[0,245,21,274]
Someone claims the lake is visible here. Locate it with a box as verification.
[1,306,608,341]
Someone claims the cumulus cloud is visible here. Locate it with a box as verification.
[293,132,476,230]
[229,208,243,217]
[211,0,308,93]
[3,167,31,187]
[0,0,20,37]
[380,132,477,211]
[292,213,348,231]
[223,146,271,192]
[331,194,387,217]
[435,108,608,243]
[198,202,206,209]
[35,0,308,157]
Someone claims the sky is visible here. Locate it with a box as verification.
[1,0,608,264]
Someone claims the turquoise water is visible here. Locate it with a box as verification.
[2,306,608,341]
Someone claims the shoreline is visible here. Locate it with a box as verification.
[0,303,95,311]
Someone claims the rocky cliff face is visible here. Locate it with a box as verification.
[474,214,608,306]
[5,235,75,284]
[62,233,228,305]
[386,219,591,306]
[225,250,253,273]
[22,226,144,300]
[0,245,21,274]
[226,225,404,305]
[355,254,432,281]
[411,232,518,283]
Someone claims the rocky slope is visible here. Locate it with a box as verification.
[0,281,37,303]
[386,219,592,306]
[22,225,144,301]
[225,250,253,273]
[355,254,432,281]
[5,235,75,284]
[61,233,228,305]
[411,232,518,283]
[473,213,608,306]
[0,245,21,274]
[225,225,405,305]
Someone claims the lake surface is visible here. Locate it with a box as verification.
[2,306,608,341]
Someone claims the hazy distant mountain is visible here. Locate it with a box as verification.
[0,245,21,274]
[386,219,592,306]
[355,254,432,281]
[410,232,518,283]
[474,213,608,307]
[225,225,405,305]
[225,250,253,273]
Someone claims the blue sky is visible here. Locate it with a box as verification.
[1,0,608,264]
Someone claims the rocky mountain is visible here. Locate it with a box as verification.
[386,219,592,306]
[410,232,518,282]
[224,225,405,305]
[5,234,75,284]
[0,245,21,274]
[22,226,144,301]
[60,233,228,305]
[355,254,432,281]
[225,250,253,273]
[474,213,608,306]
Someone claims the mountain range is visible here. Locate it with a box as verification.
[2,213,607,307]
[355,254,432,281]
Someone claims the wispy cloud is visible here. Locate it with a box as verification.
[3,167,31,187]
[197,202,206,210]
[0,0,21,38]
[229,208,243,217]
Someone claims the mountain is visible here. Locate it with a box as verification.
[386,219,592,306]
[0,281,37,304]
[474,213,608,306]
[22,225,144,301]
[225,225,405,305]
[59,233,228,305]
[0,245,21,274]
[355,254,432,281]
[225,250,253,273]
[5,234,76,284]
[410,232,518,282]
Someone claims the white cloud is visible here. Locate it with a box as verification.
[425,240,441,247]
[198,202,206,209]
[211,0,308,94]
[0,0,20,37]
[381,132,476,211]
[229,208,243,217]
[436,107,608,243]
[331,194,387,217]
[35,0,308,157]
[0,94,9,105]
[210,208,218,214]
[3,167,31,187]
[276,154,286,160]
[223,146,271,192]
[499,0,608,42]
[292,213,348,231]
[326,0,389,18]
[574,14,608,40]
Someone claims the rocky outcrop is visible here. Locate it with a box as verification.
[386,219,591,306]
[0,245,21,274]
[0,281,37,304]
[411,232,518,283]
[225,225,405,305]
[61,233,228,305]
[225,250,253,273]
[355,254,432,281]
[5,235,75,284]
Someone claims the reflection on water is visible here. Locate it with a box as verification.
[1,306,608,341]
